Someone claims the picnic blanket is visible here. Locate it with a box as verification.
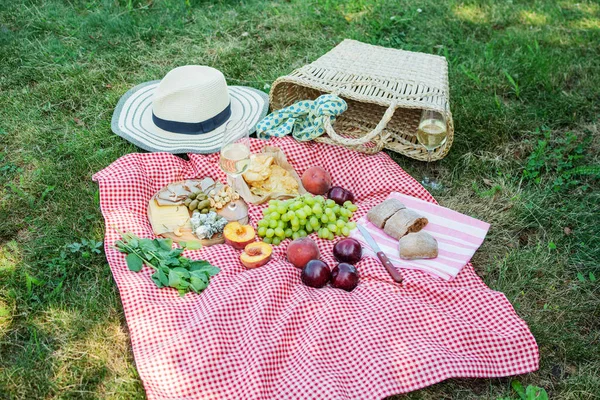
[350,192,491,281]
[93,136,539,399]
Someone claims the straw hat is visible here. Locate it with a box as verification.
[111,65,269,153]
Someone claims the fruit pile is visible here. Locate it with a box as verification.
[223,222,274,269]
[287,237,362,292]
[256,195,358,245]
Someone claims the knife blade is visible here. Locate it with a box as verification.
[357,225,403,284]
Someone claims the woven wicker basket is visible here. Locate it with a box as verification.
[269,39,454,160]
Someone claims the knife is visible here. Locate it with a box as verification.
[357,225,403,284]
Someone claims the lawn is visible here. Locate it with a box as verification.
[0,0,599,398]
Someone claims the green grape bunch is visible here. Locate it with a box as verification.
[256,194,358,244]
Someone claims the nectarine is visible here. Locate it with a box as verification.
[286,237,320,268]
[301,166,332,195]
[240,242,272,269]
[224,222,255,249]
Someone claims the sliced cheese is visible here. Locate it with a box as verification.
[148,198,192,235]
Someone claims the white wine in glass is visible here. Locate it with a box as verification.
[416,110,447,187]
[417,119,447,151]
[219,120,251,177]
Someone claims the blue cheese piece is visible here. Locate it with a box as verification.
[191,211,227,239]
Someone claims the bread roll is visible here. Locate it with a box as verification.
[367,199,406,228]
[383,209,428,239]
[398,232,438,260]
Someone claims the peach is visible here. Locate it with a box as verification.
[286,237,320,268]
[240,242,272,269]
[301,166,332,195]
[223,222,255,249]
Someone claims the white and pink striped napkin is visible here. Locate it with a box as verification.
[350,192,490,281]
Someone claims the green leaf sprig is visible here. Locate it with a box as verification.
[114,232,220,296]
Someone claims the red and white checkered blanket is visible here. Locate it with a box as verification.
[93,137,538,399]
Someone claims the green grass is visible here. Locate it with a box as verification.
[1,0,599,398]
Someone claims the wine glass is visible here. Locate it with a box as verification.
[219,120,251,217]
[219,120,251,178]
[416,110,447,189]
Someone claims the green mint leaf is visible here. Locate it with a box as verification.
[125,253,144,272]
[190,261,220,276]
[151,271,165,288]
[183,241,202,250]
[173,267,190,279]
[190,275,209,293]
[177,279,190,290]
[163,256,180,267]
[170,248,184,257]
[158,263,170,272]
[189,260,211,270]
[168,269,182,287]
[577,272,586,282]
[589,272,596,282]
[190,269,209,283]
[177,259,190,270]
[189,261,220,275]
[139,238,157,253]
[158,268,169,286]
[190,260,210,269]
[156,238,173,251]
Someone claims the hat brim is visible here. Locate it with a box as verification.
[111,80,269,154]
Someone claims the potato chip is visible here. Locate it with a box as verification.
[243,155,274,184]
[242,156,299,196]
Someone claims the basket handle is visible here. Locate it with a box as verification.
[335,79,441,100]
[322,101,397,146]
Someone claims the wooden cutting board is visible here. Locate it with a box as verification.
[161,229,225,247]
[147,197,225,246]
[147,191,249,247]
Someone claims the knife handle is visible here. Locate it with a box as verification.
[376,251,403,284]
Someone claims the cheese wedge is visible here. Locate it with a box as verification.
[148,198,191,235]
